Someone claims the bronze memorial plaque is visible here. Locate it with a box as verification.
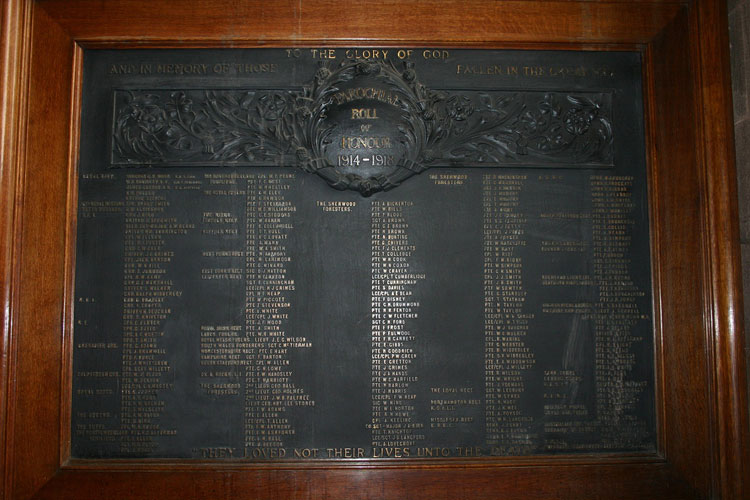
[72,48,654,460]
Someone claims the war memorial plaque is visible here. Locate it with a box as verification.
[71,48,655,460]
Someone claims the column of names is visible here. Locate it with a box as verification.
[121,173,185,453]
[370,201,425,448]
[482,174,536,453]
[244,173,314,450]
[591,175,649,448]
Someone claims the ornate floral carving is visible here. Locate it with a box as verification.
[112,59,614,195]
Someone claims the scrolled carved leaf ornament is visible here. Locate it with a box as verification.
[112,59,614,195]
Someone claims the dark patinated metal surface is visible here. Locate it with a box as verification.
[72,48,654,460]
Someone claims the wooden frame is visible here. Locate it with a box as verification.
[1,0,748,498]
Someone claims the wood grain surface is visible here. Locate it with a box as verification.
[1,0,747,499]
